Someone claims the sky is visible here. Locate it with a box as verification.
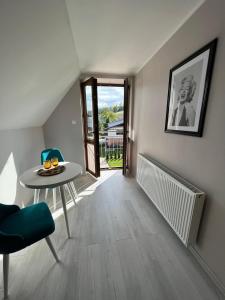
[97,86,124,108]
[85,86,124,112]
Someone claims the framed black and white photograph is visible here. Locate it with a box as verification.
[165,38,217,136]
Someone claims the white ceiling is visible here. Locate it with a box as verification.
[0,0,204,130]
[65,0,204,74]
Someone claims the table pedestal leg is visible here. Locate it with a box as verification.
[59,185,71,238]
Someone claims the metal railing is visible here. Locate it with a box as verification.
[99,131,123,168]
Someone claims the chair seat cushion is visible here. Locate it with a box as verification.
[0,202,55,250]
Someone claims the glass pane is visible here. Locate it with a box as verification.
[87,143,96,174]
[85,86,94,139]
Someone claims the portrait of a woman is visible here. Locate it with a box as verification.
[170,75,196,127]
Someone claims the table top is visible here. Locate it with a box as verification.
[19,162,82,189]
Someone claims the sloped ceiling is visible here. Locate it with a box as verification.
[0,0,204,129]
[0,0,80,130]
[65,0,204,74]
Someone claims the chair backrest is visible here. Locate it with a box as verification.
[0,204,20,223]
[41,148,64,164]
[0,204,24,254]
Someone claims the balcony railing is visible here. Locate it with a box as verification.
[99,131,123,169]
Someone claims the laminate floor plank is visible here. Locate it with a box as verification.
[0,171,222,300]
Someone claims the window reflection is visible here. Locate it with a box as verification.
[85,86,94,139]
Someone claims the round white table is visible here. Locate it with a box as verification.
[19,162,82,238]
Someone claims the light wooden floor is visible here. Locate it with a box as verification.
[0,171,223,300]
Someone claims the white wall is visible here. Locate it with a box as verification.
[132,0,225,290]
[0,127,45,207]
[0,0,80,130]
[43,80,85,171]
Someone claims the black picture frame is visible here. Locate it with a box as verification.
[165,38,218,137]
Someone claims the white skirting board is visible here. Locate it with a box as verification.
[190,246,225,297]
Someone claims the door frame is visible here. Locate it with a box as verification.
[97,80,130,173]
[97,82,126,171]
[80,77,100,177]
[122,78,129,175]
[81,77,130,176]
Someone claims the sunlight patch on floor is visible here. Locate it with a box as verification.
[51,170,120,219]
[51,200,75,220]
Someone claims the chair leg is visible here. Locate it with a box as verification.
[65,184,74,203]
[71,181,78,199]
[45,188,49,200]
[36,189,41,203]
[34,189,37,203]
[45,236,59,262]
[67,183,78,206]
[3,254,9,299]
[52,188,57,210]
[64,184,70,198]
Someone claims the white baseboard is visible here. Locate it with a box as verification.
[189,246,225,298]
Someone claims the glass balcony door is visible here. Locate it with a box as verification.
[81,77,100,177]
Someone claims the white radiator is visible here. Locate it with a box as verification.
[137,154,205,246]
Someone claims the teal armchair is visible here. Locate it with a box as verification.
[41,148,64,164]
[0,202,58,299]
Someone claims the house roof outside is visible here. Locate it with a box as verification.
[108,119,124,129]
